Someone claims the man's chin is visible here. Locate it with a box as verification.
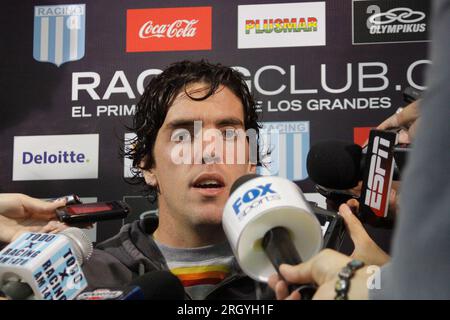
[197,213,224,225]
[191,208,224,226]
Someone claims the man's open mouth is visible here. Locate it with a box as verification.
[193,179,225,189]
[191,174,226,191]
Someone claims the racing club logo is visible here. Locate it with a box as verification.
[257,121,310,181]
[33,4,86,66]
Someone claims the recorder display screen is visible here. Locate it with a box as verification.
[66,203,113,215]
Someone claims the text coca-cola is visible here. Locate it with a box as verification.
[139,19,198,39]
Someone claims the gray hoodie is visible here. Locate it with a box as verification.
[82,216,274,300]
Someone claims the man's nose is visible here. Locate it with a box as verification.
[202,148,221,164]
[199,129,223,164]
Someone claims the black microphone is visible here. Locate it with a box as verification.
[307,130,408,226]
[307,140,363,190]
[77,271,185,300]
[307,139,409,190]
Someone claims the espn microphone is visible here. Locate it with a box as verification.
[307,130,403,226]
[0,228,92,300]
[76,270,185,300]
[223,174,322,298]
[307,138,409,190]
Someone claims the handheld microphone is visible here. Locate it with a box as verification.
[359,130,398,224]
[0,228,92,300]
[76,270,185,300]
[307,137,408,190]
[307,130,404,226]
[223,174,323,298]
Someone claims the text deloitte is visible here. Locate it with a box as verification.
[22,151,86,164]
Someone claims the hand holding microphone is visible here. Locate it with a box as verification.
[268,249,371,300]
[222,174,323,299]
[339,201,390,266]
[0,194,68,244]
[0,193,66,220]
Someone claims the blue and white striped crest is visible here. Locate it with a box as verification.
[257,121,310,181]
[33,4,86,67]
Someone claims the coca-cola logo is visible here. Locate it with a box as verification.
[139,19,199,39]
[126,7,211,52]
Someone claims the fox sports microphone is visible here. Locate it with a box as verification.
[0,228,92,300]
[77,270,185,300]
[223,174,323,286]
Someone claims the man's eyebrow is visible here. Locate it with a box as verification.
[166,118,244,129]
[216,118,244,127]
[166,119,197,129]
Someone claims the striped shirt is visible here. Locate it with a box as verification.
[155,240,237,300]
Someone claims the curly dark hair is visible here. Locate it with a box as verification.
[124,60,262,201]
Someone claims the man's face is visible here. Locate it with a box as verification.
[143,83,255,228]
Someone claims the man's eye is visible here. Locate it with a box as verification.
[223,129,238,140]
[171,129,191,142]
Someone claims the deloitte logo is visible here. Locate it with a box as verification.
[22,151,89,164]
[22,151,87,165]
[13,134,98,181]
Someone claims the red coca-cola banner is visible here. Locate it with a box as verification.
[126,6,212,52]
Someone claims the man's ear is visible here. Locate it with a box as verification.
[140,157,158,187]
[142,169,158,187]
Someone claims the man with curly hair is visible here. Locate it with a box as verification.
[82,60,274,299]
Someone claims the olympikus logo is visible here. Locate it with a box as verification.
[352,0,430,45]
[368,8,426,34]
[364,137,390,212]
[126,7,211,52]
[245,17,318,34]
[368,8,425,25]
[139,19,198,39]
